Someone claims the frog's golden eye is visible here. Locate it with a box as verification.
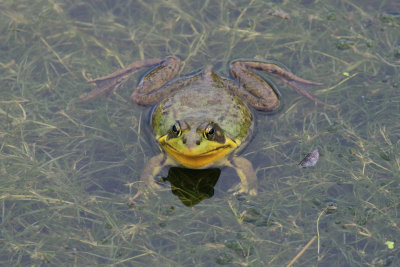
[204,125,215,140]
[172,121,182,137]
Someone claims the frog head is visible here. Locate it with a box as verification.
[157,119,239,168]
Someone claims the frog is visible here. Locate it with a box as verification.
[80,56,327,196]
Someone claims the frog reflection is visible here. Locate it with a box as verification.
[161,167,221,207]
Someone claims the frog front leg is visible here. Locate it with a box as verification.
[228,59,330,111]
[227,157,258,196]
[140,153,174,192]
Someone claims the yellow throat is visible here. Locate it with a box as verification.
[158,135,239,169]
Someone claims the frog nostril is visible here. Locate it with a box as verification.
[183,138,187,144]
[196,140,201,145]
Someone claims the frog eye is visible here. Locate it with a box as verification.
[204,125,215,140]
[172,121,182,137]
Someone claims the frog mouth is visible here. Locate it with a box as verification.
[158,136,239,169]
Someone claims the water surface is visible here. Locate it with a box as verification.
[0,0,399,266]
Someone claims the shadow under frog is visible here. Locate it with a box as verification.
[161,167,221,207]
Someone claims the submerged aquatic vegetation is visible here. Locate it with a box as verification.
[0,0,399,266]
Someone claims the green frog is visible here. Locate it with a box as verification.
[81,56,326,195]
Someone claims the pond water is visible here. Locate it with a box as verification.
[0,0,399,266]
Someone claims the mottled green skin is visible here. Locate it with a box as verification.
[151,68,253,142]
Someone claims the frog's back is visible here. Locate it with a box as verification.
[152,68,253,141]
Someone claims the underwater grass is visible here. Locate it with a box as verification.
[1,0,399,266]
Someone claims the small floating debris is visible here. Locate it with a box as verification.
[264,8,290,20]
[298,149,319,168]
[326,202,337,211]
